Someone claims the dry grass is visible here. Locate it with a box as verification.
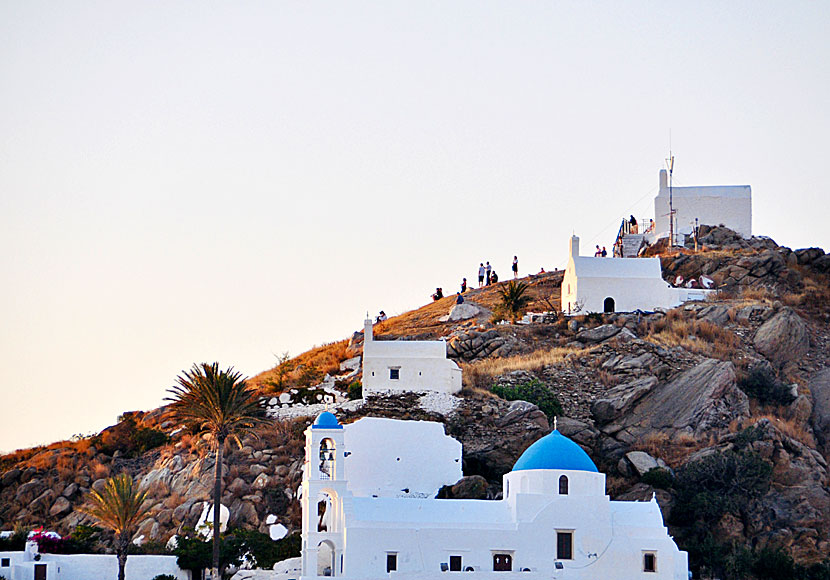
[631,431,716,468]
[461,345,591,390]
[596,370,620,387]
[247,272,565,392]
[743,413,815,448]
[90,460,110,480]
[644,309,740,360]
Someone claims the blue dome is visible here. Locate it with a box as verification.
[512,430,598,472]
[312,411,342,429]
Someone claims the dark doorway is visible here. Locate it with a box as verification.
[603,297,615,313]
[35,564,47,580]
[493,553,512,571]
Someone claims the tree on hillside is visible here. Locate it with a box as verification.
[79,473,150,580]
[497,280,532,322]
[165,362,273,580]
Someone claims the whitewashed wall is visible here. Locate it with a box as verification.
[1,552,188,580]
[655,169,752,241]
[362,320,461,395]
[343,418,462,498]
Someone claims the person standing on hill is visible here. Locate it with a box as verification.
[485,261,492,285]
[512,256,518,278]
[461,278,467,293]
[478,263,485,287]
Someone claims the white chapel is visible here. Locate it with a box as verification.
[299,411,689,580]
[361,318,461,396]
[561,235,710,315]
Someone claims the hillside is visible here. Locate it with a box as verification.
[2,227,830,579]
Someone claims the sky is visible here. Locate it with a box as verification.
[1,1,828,453]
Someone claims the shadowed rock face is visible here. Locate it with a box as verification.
[811,369,830,454]
[599,359,749,443]
[754,307,810,368]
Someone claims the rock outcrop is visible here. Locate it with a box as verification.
[754,307,810,368]
[598,359,749,443]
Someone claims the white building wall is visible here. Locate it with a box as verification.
[343,418,462,498]
[0,552,188,580]
[655,169,752,242]
[361,319,461,396]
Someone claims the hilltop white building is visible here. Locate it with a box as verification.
[361,319,461,396]
[562,236,710,315]
[654,168,752,244]
[300,412,689,580]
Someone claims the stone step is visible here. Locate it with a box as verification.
[620,234,645,257]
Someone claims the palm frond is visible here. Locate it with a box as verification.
[165,362,271,445]
[79,473,150,536]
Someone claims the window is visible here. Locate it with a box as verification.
[387,553,397,573]
[389,368,400,380]
[450,556,462,571]
[1,558,9,567]
[558,475,568,495]
[556,531,573,560]
[643,552,657,573]
[493,553,512,571]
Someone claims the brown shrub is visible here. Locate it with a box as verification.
[645,309,740,360]
[90,461,110,480]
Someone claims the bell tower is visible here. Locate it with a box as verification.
[301,412,349,577]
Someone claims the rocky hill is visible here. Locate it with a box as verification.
[2,227,830,579]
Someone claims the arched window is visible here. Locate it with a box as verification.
[558,475,569,495]
[319,438,335,479]
[603,297,615,313]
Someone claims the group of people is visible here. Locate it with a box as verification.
[594,245,608,257]
[474,256,518,288]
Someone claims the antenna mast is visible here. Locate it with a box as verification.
[665,137,675,248]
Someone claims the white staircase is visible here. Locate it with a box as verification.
[620,233,644,257]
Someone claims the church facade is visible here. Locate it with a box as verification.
[300,412,689,580]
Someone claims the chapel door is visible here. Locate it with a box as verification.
[493,553,512,571]
[34,563,47,580]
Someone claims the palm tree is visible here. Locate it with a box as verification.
[165,362,272,579]
[498,280,532,322]
[80,473,150,580]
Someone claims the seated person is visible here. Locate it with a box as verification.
[432,287,444,301]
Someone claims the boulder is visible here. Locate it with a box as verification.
[623,451,667,477]
[810,369,830,454]
[339,356,361,372]
[604,359,749,442]
[448,303,481,322]
[591,376,658,425]
[1,468,21,487]
[754,307,810,368]
[445,475,489,499]
[49,496,72,518]
[576,324,621,343]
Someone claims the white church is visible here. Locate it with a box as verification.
[300,411,689,580]
[361,318,461,396]
[561,235,710,315]
[654,168,752,245]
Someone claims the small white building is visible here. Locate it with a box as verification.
[0,542,188,580]
[300,412,689,580]
[562,236,709,315]
[361,319,461,396]
[654,168,752,244]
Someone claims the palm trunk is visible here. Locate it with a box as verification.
[117,535,128,580]
[212,438,224,579]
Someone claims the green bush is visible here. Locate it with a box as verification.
[672,450,772,523]
[133,427,170,454]
[737,366,796,406]
[640,467,673,489]
[347,380,362,400]
[491,379,563,423]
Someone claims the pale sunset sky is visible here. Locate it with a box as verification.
[1,1,828,452]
